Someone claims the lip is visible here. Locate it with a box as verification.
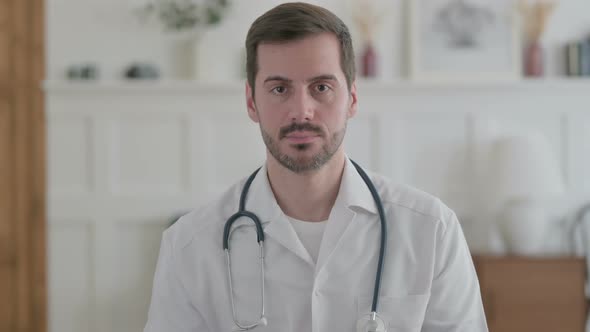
[284,132,320,144]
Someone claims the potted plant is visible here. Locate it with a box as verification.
[132,0,231,79]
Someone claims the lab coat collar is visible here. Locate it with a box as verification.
[244,157,377,224]
[245,163,315,266]
[241,157,378,268]
[242,163,283,227]
[340,157,379,215]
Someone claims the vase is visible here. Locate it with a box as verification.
[361,42,378,78]
[524,39,544,77]
[167,32,202,80]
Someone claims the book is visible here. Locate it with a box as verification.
[581,41,590,76]
[566,42,581,76]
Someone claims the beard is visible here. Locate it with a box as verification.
[260,121,346,174]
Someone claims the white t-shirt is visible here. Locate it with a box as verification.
[287,216,327,264]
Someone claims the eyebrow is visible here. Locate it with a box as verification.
[264,76,292,84]
[307,74,338,83]
[263,74,339,85]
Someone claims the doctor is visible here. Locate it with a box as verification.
[145,2,488,332]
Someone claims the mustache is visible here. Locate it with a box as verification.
[279,123,323,139]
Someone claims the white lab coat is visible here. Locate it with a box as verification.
[144,159,488,332]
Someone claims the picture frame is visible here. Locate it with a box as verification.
[408,0,522,82]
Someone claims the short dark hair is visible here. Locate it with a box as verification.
[245,2,355,94]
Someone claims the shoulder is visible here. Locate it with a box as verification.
[163,177,247,251]
[367,171,457,232]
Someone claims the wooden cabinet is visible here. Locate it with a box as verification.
[473,256,588,332]
[0,0,46,331]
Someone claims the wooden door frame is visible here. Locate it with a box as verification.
[1,0,46,331]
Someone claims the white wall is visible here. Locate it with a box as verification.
[47,0,590,81]
[46,1,590,332]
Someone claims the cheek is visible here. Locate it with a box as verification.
[256,100,290,125]
[256,108,283,133]
[325,101,350,125]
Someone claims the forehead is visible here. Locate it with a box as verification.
[256,33,343,82]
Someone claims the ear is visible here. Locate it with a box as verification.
[347,81,358,119]
[246,82,260,123]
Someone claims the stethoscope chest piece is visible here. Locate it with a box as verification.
[356,312,387,332]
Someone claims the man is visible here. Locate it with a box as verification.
[144,2,488,332]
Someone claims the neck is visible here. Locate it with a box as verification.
[266,151,346,222]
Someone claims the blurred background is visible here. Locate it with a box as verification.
[3,0,590,331]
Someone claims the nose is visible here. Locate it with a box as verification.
[288,89,315,122]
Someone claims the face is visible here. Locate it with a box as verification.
[246,32,358,173]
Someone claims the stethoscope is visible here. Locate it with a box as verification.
[223,159,388,332]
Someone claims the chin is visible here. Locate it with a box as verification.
[284,143,318,155]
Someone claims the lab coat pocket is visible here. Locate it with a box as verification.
[357,294,429,332]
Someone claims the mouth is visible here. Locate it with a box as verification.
[279,123,323,141]
[284,131,321,144]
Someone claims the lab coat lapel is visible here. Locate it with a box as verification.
[263,216,315,266]
[315,158,378,275]
[245,164,315,267]
[315,198,356,275]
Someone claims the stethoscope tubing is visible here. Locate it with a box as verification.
[222,159,387,328]
[350,159,387,314]
[223,167,264,250]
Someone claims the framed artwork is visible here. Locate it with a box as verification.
[408,0,522,82]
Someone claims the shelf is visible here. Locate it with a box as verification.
[43,78,590,96]
[43,79,246,95]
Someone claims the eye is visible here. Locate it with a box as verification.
[271,86,287,94]
[315,84,330,93]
